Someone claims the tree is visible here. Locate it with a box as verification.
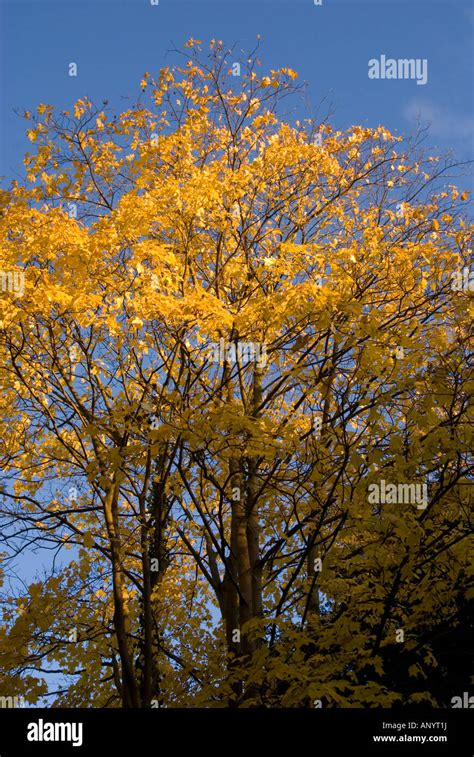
[0,39,472,708]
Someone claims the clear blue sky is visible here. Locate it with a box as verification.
[1,0,473,187]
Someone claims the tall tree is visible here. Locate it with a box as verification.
[0,39,472,708]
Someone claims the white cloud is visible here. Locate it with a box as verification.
[403,98,474,143]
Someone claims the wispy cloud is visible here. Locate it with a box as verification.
[403,98,474,144]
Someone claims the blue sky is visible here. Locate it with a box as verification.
[1,0,473,187]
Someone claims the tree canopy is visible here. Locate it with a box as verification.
[0,40,472,708]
